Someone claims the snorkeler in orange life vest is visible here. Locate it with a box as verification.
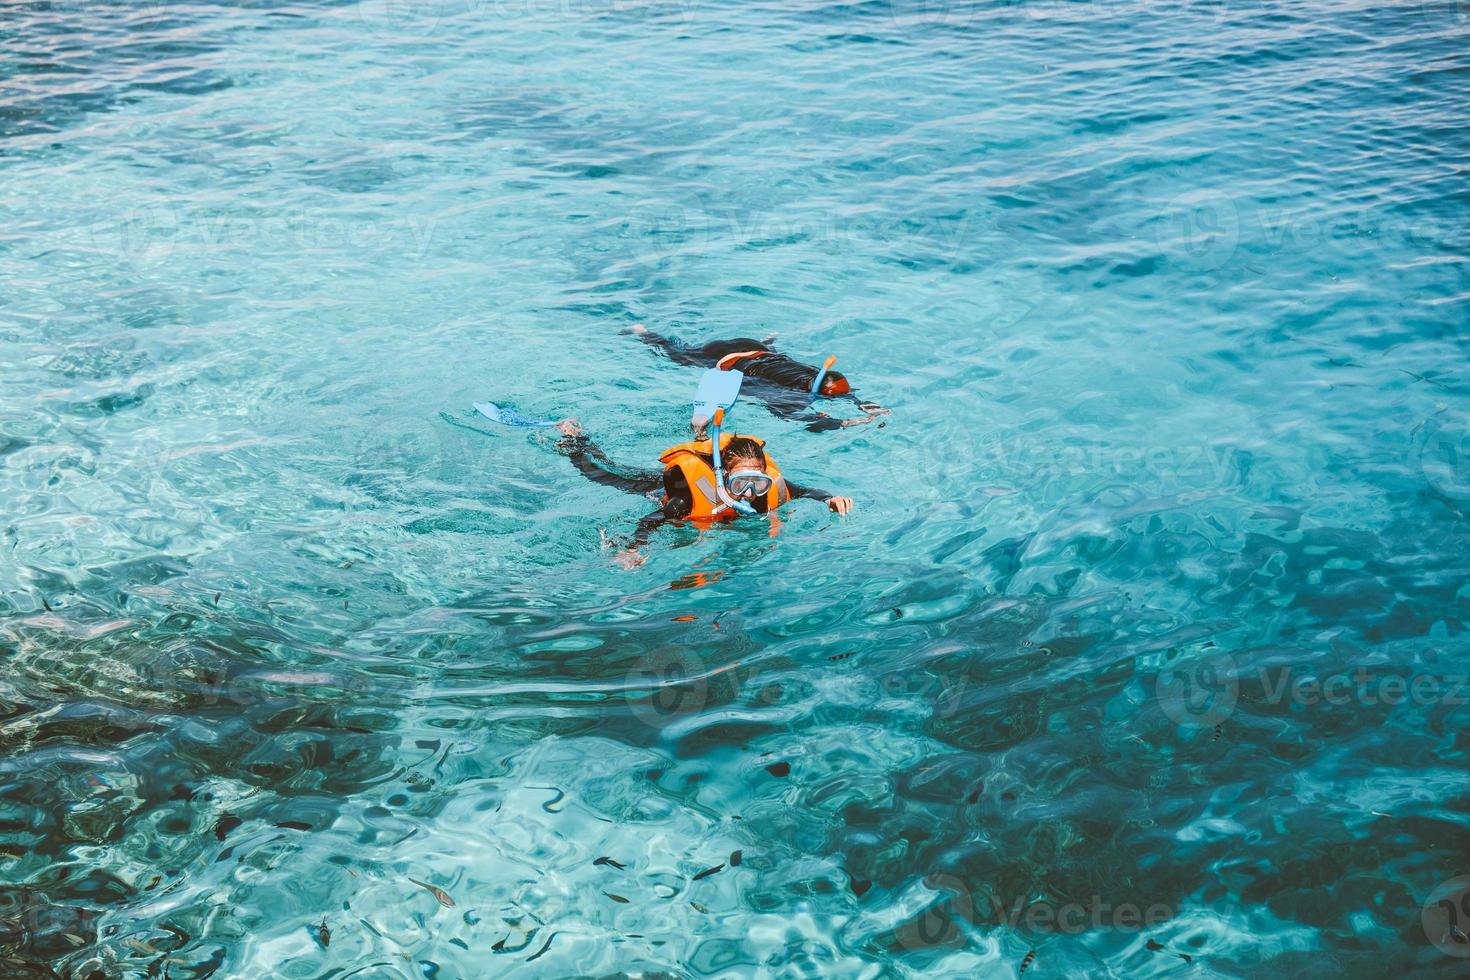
[556,420,854,553]
[628,324,889,432]
[472,365,854,564]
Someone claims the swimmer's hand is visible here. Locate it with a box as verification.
[614,548,647,569]
[839,403,890,428]
[827,496,854,516]
[601,528,648,568]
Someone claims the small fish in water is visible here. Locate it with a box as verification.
[1019,948,1036,975]
[827,651,855,662]
[603,892,630,903]
[276,820,312,831]
[214,814,242,842]
[213,593,221,606]
[449,938,469,950]
[691,864,724,881]
[177,947,226,976]
[730,850,742,866]
[593,856,626,870]
[315,919,330,949]
[408,878,456,908]
[539,787,566,812]
[765,761,791,778]
[690,901,710,913]
[1146,938,1191,963]
[1213,723,1223,742]
[526,933,555,962]
[672,615,697,622]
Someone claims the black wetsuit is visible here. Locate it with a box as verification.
[560,434,833,542]
[632,332,882,432]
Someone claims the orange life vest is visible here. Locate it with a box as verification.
[658,432,788,522]
[715,350,768,371]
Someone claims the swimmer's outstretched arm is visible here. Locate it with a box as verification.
[556,424,664,495]
[631,495,689,543]
[760,392,889,433]
[786,480,855,516]
[606,499,688,568]
[608,478,695,564]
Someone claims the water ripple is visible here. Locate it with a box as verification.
[3,0,1469,976]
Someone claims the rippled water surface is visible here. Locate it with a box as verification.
[3,0,1470,976]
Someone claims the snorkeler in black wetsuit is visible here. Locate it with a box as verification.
[628,325,889,432]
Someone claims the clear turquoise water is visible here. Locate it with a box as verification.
[3,0,1470,976]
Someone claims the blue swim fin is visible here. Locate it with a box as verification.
[473,401,557,428]
[691,368,744,429]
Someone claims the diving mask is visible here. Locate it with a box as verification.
[726,469,773,498]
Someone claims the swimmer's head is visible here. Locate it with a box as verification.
[723,436,767,472]
[819,371,850,396]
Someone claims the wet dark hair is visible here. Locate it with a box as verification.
[723,437,767,467]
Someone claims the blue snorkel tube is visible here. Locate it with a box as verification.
[810,355,838,398]
[709,407,755,515]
